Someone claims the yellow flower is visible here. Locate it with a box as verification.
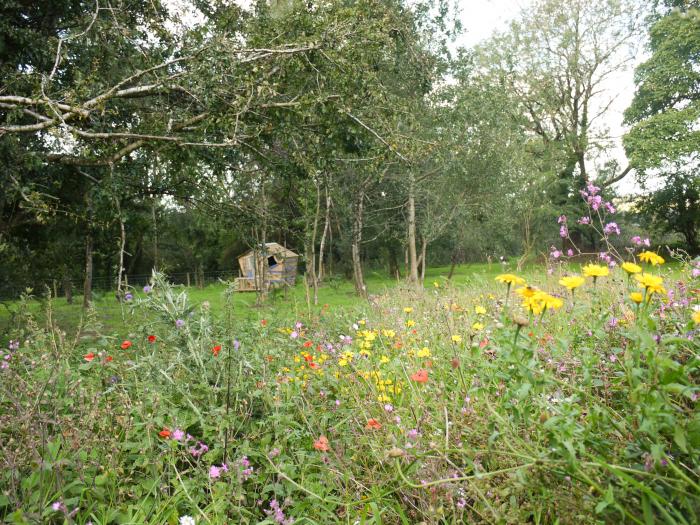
[522,295,544,315]
[621,262,642,275]
[382,329,396,338]
[377,394,391,403]
[558,275,585,291]
[451,334,462,343]
[417,347,431,358]
[582,264,609,278]
[635,273,666,295]
[495,274,526,286]
[630,292,644,304]
[380,355,390,364]
[515,286,537,298]
[403,307,413,314]
[474,305,487,315]
[692,309,700,324]
[433,281,440,288]
[472,322,485,331]
[638,251,664,266]
[405,320,415,328]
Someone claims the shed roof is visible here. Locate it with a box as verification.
[238,242,298,260]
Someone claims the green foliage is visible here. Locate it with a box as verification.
[624,7,700,172]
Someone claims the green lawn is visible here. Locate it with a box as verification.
[0,262,521,337]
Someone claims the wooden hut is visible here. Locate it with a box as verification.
[234,243,298,292]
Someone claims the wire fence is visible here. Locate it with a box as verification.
[0,270,240,302]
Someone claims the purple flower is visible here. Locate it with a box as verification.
[588,195,603,210]
[559,225,568,238]
[407,429,420,440]
[631,235,642,245]
[290,331,299,339]
[269,447,281,458]
[51,501,63,512]
[586,181,600,195]
[233,339,240,351]
[8,340,19,351]
[125,293,133,301]
[604,201,616,214]
[550,248,562,259]
[603,222,620,235]
[143,285,152,293]
[384,404,394,413]
[557,215,567,224]
[692,268,700,278]
[457,498,467,509]
[209,465,222,479]
[189,442,209,457]
[175,319,185,328]
[266,499,293,525]
[578,216,591,225]
[295,321,303,329]
[567,249,574,257]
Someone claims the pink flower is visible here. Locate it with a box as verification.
[588,195,603,210]
[557,215,567,224]
[209,465,221,479]
[604,202,616,214]
[172,429,185,441]
[631,235,642,245]
[559,225,568,238]
[567,249,574,257]
[603,222,620,235]
[290,331,299,339]
[578,216,591,225]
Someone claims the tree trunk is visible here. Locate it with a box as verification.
[152,197,159,271]
[407,172,419,285]
[318,181,331,282]
[64,274,73,304]
[116,201,126,299]
[447,249,460,280]
[83,229,93,309]
[351,188,367,297]
[419,235,427,285]
[306,177,321,305]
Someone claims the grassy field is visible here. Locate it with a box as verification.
[2,259,699,524]
[0,263,523,337]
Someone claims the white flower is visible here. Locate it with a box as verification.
[179,516,196,525]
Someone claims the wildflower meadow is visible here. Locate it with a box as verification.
[2,210,700,523]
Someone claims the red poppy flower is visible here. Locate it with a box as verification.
[212,345,222,357]
[148,335,157,343]
[158,428,171,438]
[105,356,113,362]
[84,352,96,362]
[303,354,314,362]
[366,418,382,430]
[120,340,132,350]
[479,338,489,349]
[410,369,429,383]
[309,362,320,370]
[261,319,267,327]
[303,341,313,348]
[313,435,330,452]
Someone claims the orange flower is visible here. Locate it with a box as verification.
[148,335,157,343]
[366,418,382,430]
[313,435,330,452]
[410,369,429,383]
[303,354,314,362]
[158,428,171,438]
[261,319,267,327]
[309,362,320,370]
[120,340,132,350]
[84,352,95,362]
[303,341,313,348]
[479,338,489,349]
[212,345,222,357]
